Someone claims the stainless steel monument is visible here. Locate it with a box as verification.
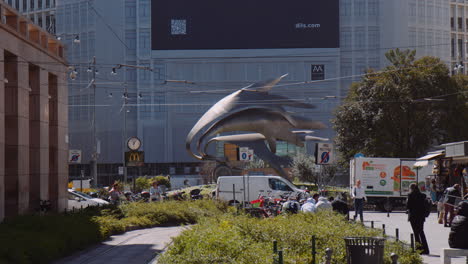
[186,74,327,176]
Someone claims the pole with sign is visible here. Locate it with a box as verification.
[315,143,333,165]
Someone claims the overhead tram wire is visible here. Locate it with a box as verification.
[0,40,454,68]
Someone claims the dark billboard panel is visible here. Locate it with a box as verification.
[151,0,339,50]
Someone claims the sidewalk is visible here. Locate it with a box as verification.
[54,226,187,264]
[361,211,466,264]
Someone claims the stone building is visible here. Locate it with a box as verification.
[0,2,67,221]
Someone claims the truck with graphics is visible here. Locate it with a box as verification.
[350,157,432,211]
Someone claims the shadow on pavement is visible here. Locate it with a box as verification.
[53,244,163,264]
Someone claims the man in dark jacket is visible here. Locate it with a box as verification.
[407,183,430,255]
[449,201,468,249]
[444,184,461,227]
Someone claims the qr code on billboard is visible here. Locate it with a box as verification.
[171,19,186,35]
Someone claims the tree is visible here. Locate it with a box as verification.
[290,152,317,183]
[333,49,468,162]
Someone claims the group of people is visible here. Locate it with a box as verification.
[349,179,468,255]
[294,192,349,216]
[408,182,468,254]
[107,181,165,205]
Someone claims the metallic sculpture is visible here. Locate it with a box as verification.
[186,74,328,176]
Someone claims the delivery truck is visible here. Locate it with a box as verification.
[216,175,307,205]
[350,157,432,211]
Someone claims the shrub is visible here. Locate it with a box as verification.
[158,211,422,264]
[153,175,171,189]
[135,176,152,193]
[0,200,229,264]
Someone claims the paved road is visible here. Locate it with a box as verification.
[360,211,466,264]
[54,226,187,264]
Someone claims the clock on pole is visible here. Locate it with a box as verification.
[127,137,141,151]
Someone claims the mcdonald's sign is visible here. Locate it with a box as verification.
[125,151,144,167]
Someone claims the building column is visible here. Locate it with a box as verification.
[17,58,30,214]
[56,72,68,211]
[4,51,19,217]
[48,73,58,210]
[0,49,5,222]
[28,65,41,212]
[39,69,49,202]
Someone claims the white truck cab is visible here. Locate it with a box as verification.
[216,175,306,204]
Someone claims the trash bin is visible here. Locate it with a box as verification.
[344,237,385,264]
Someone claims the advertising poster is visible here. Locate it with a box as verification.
[355,158,400,196]
[152,0,339,50]
[399,161,418,195]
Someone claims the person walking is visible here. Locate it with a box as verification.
[430,179,437,203]
[407,183,430,255]
[444,184,462,227]
[149,181,161,202]
[108,182,122,205]
[351,180,366,222]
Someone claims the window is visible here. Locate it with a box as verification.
[139,91,152,120]
[126,68,136,82]
[355,28,365,49]
[451,38,455,58]
[368,1,378,16]
[341,31,352,49]
[154,93,165,112]
[451,17,455,30]
[139,31,150,50]
[125,0,136,19]
[368,29,380,49]
[342,2,351,16]
[268,179,293,192]
[355,0,365,16]
[125,31,136,55]
[458,39,463,58]
[46,0,50,8]
[458,17,463,30]
[38,0,42,9]
[30,0,34,10]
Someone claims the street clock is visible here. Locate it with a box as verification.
[127,137,141,151]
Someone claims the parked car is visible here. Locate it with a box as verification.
[68,189,109,210]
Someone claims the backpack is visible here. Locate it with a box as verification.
[424,196,432,217]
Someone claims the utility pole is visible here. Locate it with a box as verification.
[92,56,98,187]
[123,82,128,184]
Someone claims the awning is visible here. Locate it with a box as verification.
[416,152,444,161]
[414,160,429,167]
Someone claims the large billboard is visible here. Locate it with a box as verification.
[151,0,339,50]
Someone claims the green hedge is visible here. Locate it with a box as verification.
[0,200,230,264]
[158,211,422,264]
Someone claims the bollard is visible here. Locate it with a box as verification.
[278,250,283,264]
[371,221,374,228]
[311,235,316,264]
[324,248,333,264]
[390,253,399,264]
[273,240,278,254]
[410,234,415,252]
[382,224,386,235]
[395,228,399,241]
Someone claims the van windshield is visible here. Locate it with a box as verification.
[268,178,293,191]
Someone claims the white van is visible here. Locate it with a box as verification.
[216,175,307,204]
